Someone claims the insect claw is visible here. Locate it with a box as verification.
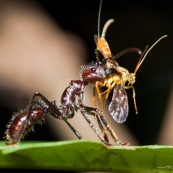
[117,140,129,146]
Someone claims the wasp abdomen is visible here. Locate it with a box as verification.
[97,38,112,58]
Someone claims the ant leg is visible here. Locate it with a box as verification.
[27,92,83,140]
[80,108,109,145]
[96,109,129,146]
[95,115,109,143]
[80,105,109,144]
[63,119,82,139]
[124,86,138,114]
[78,91,109,144]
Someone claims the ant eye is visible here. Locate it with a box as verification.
[91,68,96,72]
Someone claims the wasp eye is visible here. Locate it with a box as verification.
[91,68,96,72]
[129,76,133,81]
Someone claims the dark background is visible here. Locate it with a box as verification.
[0,0,172,173]
[0,0,172,147]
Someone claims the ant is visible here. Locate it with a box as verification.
[93,0,168,123]
[5,62,129,146]
[4,63,104,145]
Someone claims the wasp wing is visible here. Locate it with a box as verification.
[108,84,129,123]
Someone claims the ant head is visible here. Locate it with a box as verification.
[80,62,106,83]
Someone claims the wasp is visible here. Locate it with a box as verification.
[95,31,167,123]
[93,0,167,123]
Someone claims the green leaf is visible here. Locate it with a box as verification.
[0,140,173,172]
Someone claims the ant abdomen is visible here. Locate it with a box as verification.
[5,107,45,145]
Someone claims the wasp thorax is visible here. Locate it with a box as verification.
[117,67,128,83]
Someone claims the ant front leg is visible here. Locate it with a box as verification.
[78,92,109,145]
[79,109,109,145]
[27,92,82,140]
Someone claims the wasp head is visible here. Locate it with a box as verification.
[127,73,136,85]
[118,66,136,85]
[80,62,106,83]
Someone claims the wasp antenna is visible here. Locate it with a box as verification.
[134,45,149,74]
[94,35,98,46]
[98,0,103,37]
[134,35,168,74]
[101,19,114,39]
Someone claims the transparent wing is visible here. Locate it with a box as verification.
[108,84,129,123]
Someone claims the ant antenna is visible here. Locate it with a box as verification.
[95,0,103,64]
[97,0,114,39]
[134,35,168,74]
[95,0,114,62]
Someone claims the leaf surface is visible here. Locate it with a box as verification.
[0,140,172,172]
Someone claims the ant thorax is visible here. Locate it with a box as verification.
[117,66,136,85]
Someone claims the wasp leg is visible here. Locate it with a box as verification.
[95,81,106,113]
[92,86,98,109]
[99,80,116,107]
[124,85,138,114]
